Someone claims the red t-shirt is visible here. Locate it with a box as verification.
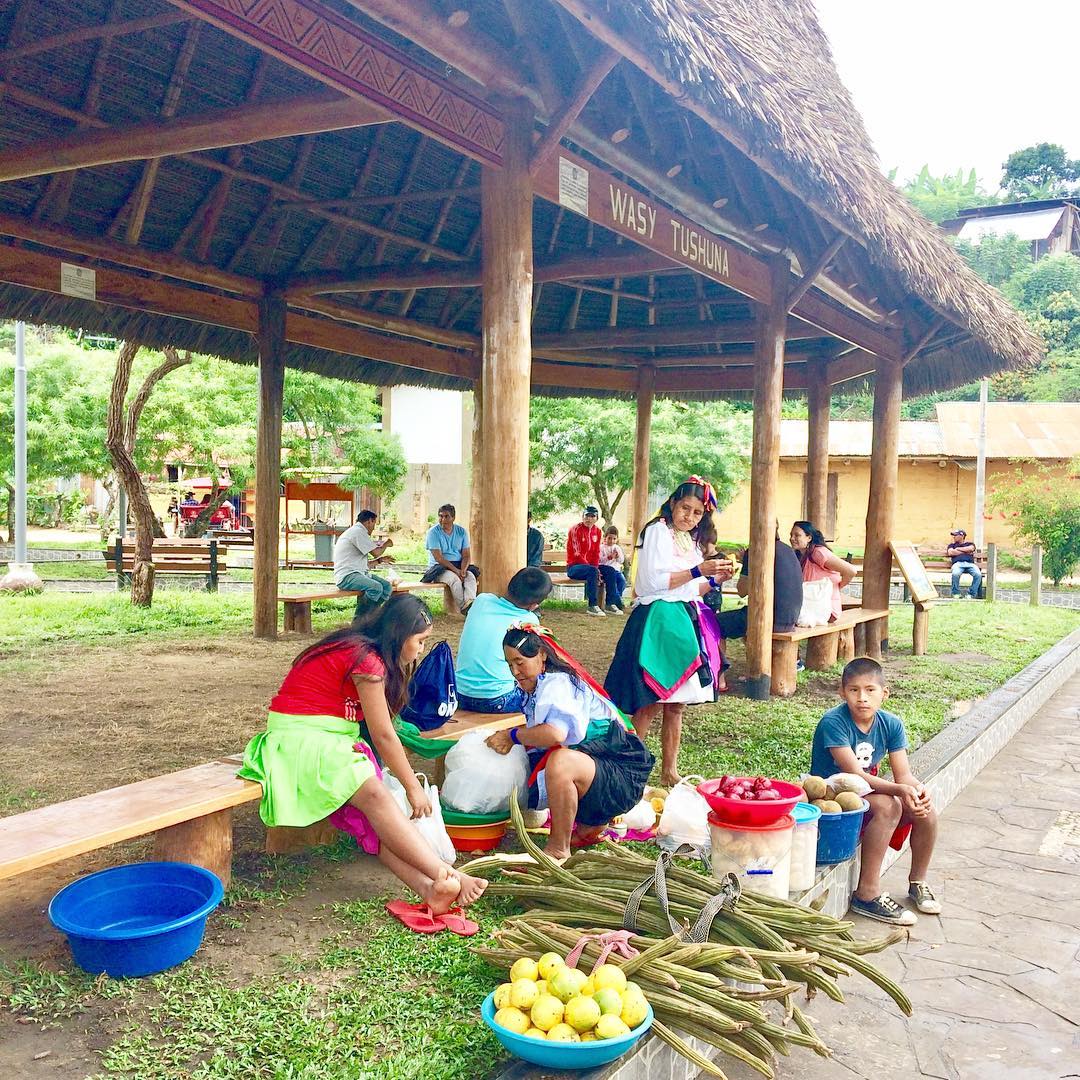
[566,523,601,567]
[270,643,386,724]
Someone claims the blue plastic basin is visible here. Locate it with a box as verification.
[815,799,870,864]
[482,991,653,1069]
[49,861,224,978]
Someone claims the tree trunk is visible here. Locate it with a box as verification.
[184,482,231,537]
[99,477,117,545]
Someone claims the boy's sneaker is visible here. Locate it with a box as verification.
[605,604,623,614]
[908,881,941,914]
[587,605,607,617]
[850,894,917,926]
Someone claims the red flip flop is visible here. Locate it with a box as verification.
[435,907,480,936]
[385,900,444,934]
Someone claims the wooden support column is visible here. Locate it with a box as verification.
[862,357,904,658]
[630,365,655,542]
[469,374,483,568]
[745,258,788,700]
[805,361,830,530]
[479,98,533,595]
[254,295,286,640]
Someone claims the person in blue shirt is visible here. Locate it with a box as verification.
[455,567,552,712]
[423,504,478,612]
[811,657,940,926]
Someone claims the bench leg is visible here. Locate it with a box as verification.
[838,626,856,663]
[913,604,930,656]
[805,631,840,671]
[154,808,233,889]
[770,639,799,697]
[853,622,867,656]
[266,818,340,855]
[286,601,313,635]
[442,584,461,617]
[283,603,296,632]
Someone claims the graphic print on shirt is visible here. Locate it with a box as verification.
[854,741,875,771]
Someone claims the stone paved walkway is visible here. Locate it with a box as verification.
[719,672,1080,1080]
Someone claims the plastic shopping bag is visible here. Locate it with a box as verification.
[441,730,529,815]
[656,775,711,854]
[384,771,457,864]
[826,772,873,797]
[797,579,833,626]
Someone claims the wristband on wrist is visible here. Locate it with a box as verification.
[708,576,720,589]
[509,727,521,745]
[690,565,703,579]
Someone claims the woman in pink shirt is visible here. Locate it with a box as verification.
[790,520,857,622]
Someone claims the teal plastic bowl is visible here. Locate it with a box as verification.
[481,991,654,1069]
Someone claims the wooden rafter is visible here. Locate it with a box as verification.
[534,317,822,351]
[0,12,191,63]
[275,185,480,213]
[784,234,846,314]
[501,0,562,115]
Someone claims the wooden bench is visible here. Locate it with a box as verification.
[0,711,523,887]
[770,608,889,696]
[104,537,228,591]
[279,580,460,633]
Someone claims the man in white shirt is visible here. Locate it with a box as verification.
[333,509,394,617]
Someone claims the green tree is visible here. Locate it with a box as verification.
[1001,143,1080,200]
[989,459,1080,585]
[528,397,750,524]
[954,233,1032,287]
[893,166,997,224]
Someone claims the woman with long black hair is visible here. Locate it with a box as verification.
[790,520,856,622]
[604,477,734,784]
[238,594,487,913]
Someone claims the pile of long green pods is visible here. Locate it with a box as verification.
[464,798,911,1079]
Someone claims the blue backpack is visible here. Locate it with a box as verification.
[400,640,458,731]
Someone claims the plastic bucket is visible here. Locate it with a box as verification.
[708,812,794,899]
[815,799,870,864]
[48,861,223,978]
[788,802,821,892]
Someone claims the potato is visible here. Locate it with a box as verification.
[835,791,864,812]
[824,785,838,802]
[813,799,842,814]
[802,776,828,802]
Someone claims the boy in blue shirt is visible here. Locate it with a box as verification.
[811,657,939,926]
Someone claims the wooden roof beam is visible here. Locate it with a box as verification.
[0,12,192,63]
[275,185,480,213]
[535,317,822,351]
[785,234,846,314]
[0,94,391,182]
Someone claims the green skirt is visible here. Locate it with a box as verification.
[237,711,377,828]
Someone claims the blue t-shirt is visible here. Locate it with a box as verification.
[455,593,538,697]
[426,523,469,567]
[810,703,908,778]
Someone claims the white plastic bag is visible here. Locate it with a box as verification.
[384,771,457,864]
[797,579,833,627]
[656,775,711,853]
[826,772,872,797]
[441,730,529,815]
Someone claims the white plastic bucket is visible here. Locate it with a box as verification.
[788,802,822,893]
[708,812,794,899]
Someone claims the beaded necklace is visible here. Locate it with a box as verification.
[672,527,694,554]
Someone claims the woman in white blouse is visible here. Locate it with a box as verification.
[603,478,734,784]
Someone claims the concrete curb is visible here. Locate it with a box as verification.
[493,625,1080,1080]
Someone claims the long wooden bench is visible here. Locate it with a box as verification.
[0,712,523,888]
[279,580,459,633]
[104,538,228,591]
[770,607,889,696]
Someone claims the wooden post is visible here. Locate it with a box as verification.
[1030,544,1042,606]
[479,98,533,595]
[805,361,830,529]
[912,603,930,656]
[254,295,286,640]
[153,808,233,888]
[208,538,219,592]
[745,258,788,700]
[469,376,483,568]
[986,542,997,602]
[862,358,903,659]
[630,364,655,543]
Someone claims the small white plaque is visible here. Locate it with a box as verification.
[60,263,96,301]
[558,156,589,216]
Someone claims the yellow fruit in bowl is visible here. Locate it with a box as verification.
[538,951,564,981]
[546,1023,580,1043]
[549,966,588,1002]
[530,993,564,1031]
[493,982,513,1010]
[510,979,540,1010]
[595,1014,631,1040]
[593,987,623,1016]
[625,980,643,996]
[579,975,596,996]
[524,1027,547,1040]
[580,1031,598,1042]
[494,1007,530,1034]
[510,956,539,982]
[592,964,628,994]
[620,991,649,1029]
[535,979,548,996]
[564,994,601,1033]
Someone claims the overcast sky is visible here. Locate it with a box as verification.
[813,0,1078,191]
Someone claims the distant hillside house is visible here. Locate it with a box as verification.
[713,403,1080,549]
[940,199,1079,262]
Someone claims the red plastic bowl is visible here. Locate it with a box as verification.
[445,821,508,852]
[697,778,805,826]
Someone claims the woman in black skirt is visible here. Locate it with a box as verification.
[485,626,654,861]
[604,478,734,785]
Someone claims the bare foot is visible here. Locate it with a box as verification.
[423,866,461,915]
[661,771,681,787]
[452,870,489,906]
[544,846,571,863]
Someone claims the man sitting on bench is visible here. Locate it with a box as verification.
[716,526,803,639]
[334,509,394,618]
[947,528,982,600]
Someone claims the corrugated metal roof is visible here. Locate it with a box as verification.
[955,207,1064,243]
[779,403,1080,460]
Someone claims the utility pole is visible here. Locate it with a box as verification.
[973,377,988,550]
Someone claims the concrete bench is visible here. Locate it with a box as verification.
[278,580,459,633]
[770,607,889,696]
[104,537,228,591]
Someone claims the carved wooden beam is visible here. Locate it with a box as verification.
[534,317,822,351]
